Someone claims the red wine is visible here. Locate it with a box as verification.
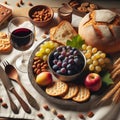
[10,28,34,51]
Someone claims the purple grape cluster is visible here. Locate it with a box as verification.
[49,46,85,75]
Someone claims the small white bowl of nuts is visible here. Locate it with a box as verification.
[28,5,54,27]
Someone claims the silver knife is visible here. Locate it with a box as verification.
[0,66,31,113]
[0,66,19,114]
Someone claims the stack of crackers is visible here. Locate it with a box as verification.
[46,80,90,102]
[0,32,13,53]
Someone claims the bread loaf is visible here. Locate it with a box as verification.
[50,20,77,45]
[78,9,120,53]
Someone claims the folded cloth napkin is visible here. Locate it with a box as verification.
[0,13,120,120]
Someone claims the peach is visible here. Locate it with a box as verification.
[36,72,53,86]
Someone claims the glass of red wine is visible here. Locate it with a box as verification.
[8,16,35,73]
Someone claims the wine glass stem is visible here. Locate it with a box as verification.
[21,52,26,64]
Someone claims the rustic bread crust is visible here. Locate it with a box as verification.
[50,26,57,40]
[79,9,120,53]
[50,20,77,45]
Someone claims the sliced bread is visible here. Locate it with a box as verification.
[50,20,77,45]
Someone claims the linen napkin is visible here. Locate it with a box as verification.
[0,13,120,120]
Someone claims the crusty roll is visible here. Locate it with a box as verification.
[78,9,120,53]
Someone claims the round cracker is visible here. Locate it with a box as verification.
[46,81,68,96]
[0,32,7,39]
[0,38,12,53]
[61,83,79,99]
[72,85,90,102]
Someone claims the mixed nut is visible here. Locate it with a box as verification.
[69,0,99,13]
[32,56,48,75]
[31,8,51,22]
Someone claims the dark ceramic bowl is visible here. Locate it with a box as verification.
[47,46,86,82]
[28,5,54,27]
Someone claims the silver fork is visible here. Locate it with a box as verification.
[3,60,40,110]
[2,61,31,113]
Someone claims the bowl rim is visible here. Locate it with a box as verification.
[28,4,54,23]
[47,46,86,78]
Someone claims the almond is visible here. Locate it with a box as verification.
[37,113,44,119]
[57,114,64,119]
[2,102,8,108]
[87,111,94,118]
[51,108,57,115]
[78,113,85,119]
[43,104,49,110]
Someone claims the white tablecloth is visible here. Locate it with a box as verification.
[0,13,120,120]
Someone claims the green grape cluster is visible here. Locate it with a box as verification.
[35,41,59,61]
[81,44,111,73]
